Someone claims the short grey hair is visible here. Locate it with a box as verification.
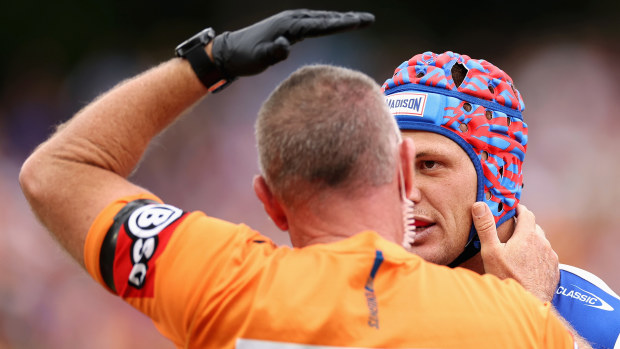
[256,64,400,206]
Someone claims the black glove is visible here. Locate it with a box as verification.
[212,9,374,79]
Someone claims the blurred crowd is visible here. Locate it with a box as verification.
[1,8,619,349]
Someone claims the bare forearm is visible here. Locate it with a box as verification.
[550,307,592,349]
[53,58,206,176]
[19,57,207,266]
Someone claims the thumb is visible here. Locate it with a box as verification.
[255,36,291,69]
[472,202,501,250]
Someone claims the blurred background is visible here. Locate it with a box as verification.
[1,0,619,347]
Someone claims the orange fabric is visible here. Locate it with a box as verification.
[84,193,162,293]
[84,196,576,349]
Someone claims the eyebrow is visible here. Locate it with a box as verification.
[415,151,441,158]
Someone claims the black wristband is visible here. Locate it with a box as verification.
[185,46,225,89]
[175,27,231,92]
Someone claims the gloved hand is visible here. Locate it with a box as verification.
[212,9,374,79]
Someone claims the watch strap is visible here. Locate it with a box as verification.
[185,46,226,90]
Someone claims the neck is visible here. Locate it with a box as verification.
[287,185,404,248]
[458,217,516,274]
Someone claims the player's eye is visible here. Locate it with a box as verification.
[421,160,437,170]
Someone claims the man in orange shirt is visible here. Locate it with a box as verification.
[20,9,586,349]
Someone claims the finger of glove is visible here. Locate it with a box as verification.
[223,36,291,77]
[253,36,291,72]
[284,11,375,43]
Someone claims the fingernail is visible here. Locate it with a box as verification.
[473,202,486,218]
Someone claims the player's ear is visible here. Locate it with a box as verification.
[253,175,289,231]
[399,138,416,199]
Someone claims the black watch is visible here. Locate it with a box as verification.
[175,27,230,92]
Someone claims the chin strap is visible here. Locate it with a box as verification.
[447,225,481,268]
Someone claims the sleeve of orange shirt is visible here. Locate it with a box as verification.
[488,276,580,348]
[483,274,579,349]
[541,303,578,348]
[488,275,579,348]
[83,194,278,346]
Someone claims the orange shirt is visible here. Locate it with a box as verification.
[84,195,575,349]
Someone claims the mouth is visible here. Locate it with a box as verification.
[408,218,435,245]
[413,219,435,231]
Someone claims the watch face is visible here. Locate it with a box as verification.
[175,38,199,57]
[196,28,215,43]
[175,28,215,58]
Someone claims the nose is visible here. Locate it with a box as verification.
[408,184,421,203]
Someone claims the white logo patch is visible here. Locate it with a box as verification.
[385,92,428,116]
[127,204,183,239]
[556,284,614,311]
[125,204,183,289]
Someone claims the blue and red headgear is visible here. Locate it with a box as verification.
[382,51,528,266]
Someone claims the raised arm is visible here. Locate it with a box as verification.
[19,58,200,266]
[19,9,374,267]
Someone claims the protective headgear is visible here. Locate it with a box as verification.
[382,51,528,266]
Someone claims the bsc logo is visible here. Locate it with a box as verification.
[125,204,183,289]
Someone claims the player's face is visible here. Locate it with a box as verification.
[402,131,477,265]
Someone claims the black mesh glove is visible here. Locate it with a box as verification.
[212,9,374,79]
